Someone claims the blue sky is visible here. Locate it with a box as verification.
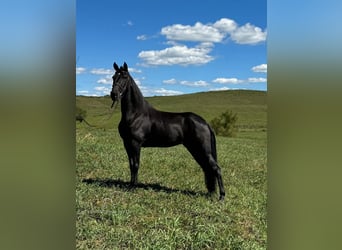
[76,0,267,96]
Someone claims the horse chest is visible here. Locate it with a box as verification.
[118,119,146,141]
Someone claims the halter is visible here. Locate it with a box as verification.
[111,68,130,108]
[116,72,130,96]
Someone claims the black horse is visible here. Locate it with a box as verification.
[110,62,225,200]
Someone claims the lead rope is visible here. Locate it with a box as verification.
[78,77,127,128]
[76,100,119,129]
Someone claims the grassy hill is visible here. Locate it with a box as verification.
[76,90,267,137]
[76,90,267,248]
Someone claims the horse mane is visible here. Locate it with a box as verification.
[122,66,149,108]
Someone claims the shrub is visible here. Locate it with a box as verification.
[76,106,87,118]
[210,110,238,137]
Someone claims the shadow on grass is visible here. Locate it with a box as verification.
[82,178,207,198]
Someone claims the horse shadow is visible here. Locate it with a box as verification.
[82,178,206,198]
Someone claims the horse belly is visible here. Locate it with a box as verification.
[142,124,183,147]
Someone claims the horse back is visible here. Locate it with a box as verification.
[142,109,187,147]
[148,110,211,144]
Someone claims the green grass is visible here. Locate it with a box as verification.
[76,90,267,249]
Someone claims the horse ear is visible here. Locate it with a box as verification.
[113,62,119,71]
[123,62,128,71]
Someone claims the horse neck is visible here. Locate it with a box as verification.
[120,77,147,120]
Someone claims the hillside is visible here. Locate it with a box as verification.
[76,89,267,248]
[76,90,267,135]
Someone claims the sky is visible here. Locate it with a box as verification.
[76,0,267,97]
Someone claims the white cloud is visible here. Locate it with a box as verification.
[137,35,147,40]
[94,86,111,95]
[76,67,86,74]
[180,80,209,87]
[197,42,215,49]
[247,77,267,83]
[137,34,160,41]
[163,78,177,84]
[77,90,89,95]
[133,78,143,86]
[97,75,112,84]
[213,18,237,33]
[138,18,266,67]
[210,87,245,91]
[212,76,267,84]
[160,18,266,45]
[252,64,267,73]
[161,22,224,43]
[138,45,214,66]
[213,78,243,84]
[129,67,142,73]
[163,78,209,87]
[94,86,110,91]
[90,68,113,75]
[230,23,267,44]
[152,88,183,96]
[77,90,102,97]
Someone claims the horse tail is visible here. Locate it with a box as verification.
[209,125,217,161]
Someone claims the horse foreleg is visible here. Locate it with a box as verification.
[124,140,141,186]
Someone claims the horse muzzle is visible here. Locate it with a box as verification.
[110,91,117,101]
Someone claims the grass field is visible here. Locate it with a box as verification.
[76,90,267,249]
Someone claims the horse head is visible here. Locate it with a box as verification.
[111,62,130,103]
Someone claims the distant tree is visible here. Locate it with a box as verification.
[210,110,238,137]
[76,106,87,119]
[75,106,95,126]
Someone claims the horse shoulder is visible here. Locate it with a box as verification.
[119,114,151,142]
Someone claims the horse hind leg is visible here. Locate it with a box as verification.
[184,143,225,200]
[212,159,225,201]
[204,155,225,200]
[203,164,217,195]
